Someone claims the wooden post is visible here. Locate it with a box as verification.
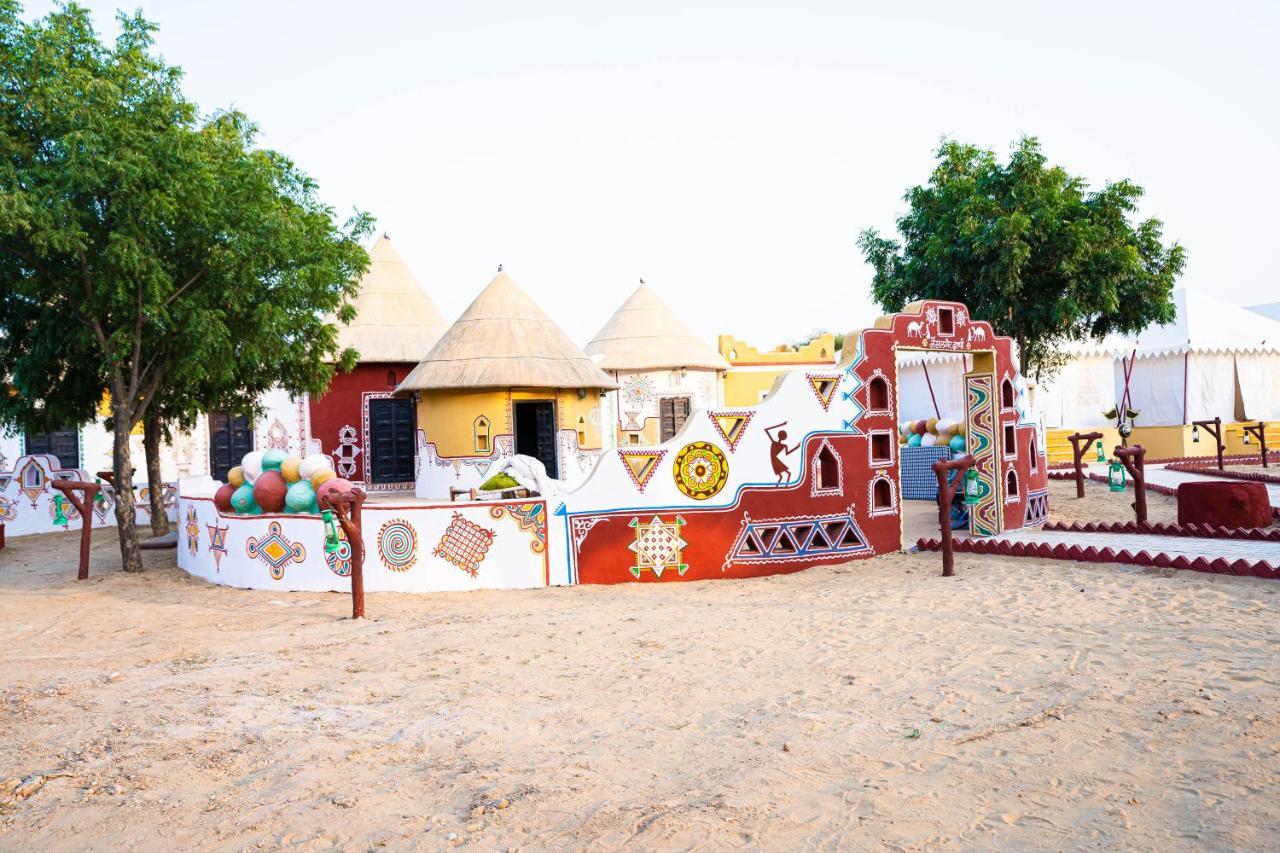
[51,480,102,581]
[931,454,975,578]
[1243,420,1268,468]
[1192,417,1225,470]
[1114,445,1148,526]
[1067,431,1104,498]
[323,490,367,619]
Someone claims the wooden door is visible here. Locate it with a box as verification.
[514,401,558,479]
[208,411,253,483]
[26,427,80,469]
[659,397,691,442]
[368,397,416,484]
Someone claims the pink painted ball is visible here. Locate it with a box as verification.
[252,470,288,514]
[316,477,355,509]
[213,482,237,514]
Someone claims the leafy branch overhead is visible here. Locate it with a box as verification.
[857,137,1185,380]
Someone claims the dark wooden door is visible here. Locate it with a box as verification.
[26,427,80,468]
[659,397,691,442]
[208,411,253,483]
[514,401,558,479]
[368,397,416,484]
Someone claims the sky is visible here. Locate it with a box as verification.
[26,0,1280,348]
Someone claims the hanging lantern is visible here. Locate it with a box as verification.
[1095,440,1105,462]
[322,509,340,554]
[1108,460,1126,492]
[1191,424,1200,443]
[1118,422,1132,439]
[94,478,106,508]
[1244,430,1252,445]
[963,468,981,505]
[52,494,69,526]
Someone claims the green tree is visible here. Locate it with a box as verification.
[858,136,1186,380]
[0,3,370,569]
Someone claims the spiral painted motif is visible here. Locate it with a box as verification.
[377,519,418,572]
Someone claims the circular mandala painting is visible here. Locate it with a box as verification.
[673,441,729,500]
[377,519,418,572]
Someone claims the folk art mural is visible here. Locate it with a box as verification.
[172,301,1048,593]
[0,454,176,539]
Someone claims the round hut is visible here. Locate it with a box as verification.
[396,270,617,497]
[585,282,728,447]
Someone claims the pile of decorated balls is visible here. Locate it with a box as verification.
[899,417,967,453]
[213,450,357,515]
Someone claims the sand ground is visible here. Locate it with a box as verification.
[2,479,1277,851]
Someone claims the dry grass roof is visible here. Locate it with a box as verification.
[396,271,618,392]
[584,283,729,372]
[335,236,449,363]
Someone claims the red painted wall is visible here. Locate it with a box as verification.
[308,362,415,486]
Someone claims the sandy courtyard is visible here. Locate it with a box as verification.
[2,480,1278,850]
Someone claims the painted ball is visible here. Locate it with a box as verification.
[920,432,938,447]
[298,453,333,481]
[213,483,237,514]
[227,466,245,488]
[261,448,288,471]
[280,457,302,483]
[900,420,913,436]
[285,480,317,513]
[925,417,939,435]
[241,450,265,483]
[311,468,336,491]
[949,433,967,452]
[907,433,923,447]
[252,470,288,514]
[914,420,928,436]
[230,483,257,514]
[935,418,956,435]
[316,477,355,509]
[954,421,967,436]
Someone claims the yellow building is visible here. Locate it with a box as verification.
[585,282,727,447]
[718,333,838,408]
[396,270,617,497]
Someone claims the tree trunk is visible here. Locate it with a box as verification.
[110,396,143,572]
[143,413,169,537]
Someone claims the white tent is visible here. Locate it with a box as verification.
[1034,288,1280,427]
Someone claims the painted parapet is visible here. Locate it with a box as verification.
[552,300,1049,584]
[177,488,558,592]
[0,454,176,539]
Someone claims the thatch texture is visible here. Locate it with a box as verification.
[584,283,729,371]
[397,271,618,391]
[334,236,449,363]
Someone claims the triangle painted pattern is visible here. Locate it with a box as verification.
[707,410,755,452]
[806,373,842,411]
[618,449,666,493]
[723,508,873,570]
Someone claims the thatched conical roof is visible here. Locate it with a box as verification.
[396,271,618,392]
[334,235,449,363]
[585,282,729,372]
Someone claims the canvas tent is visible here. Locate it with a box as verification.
[1034,288,1280,428]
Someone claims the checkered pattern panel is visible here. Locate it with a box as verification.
[901,446,953,500]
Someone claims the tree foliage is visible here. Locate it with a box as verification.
[858,137,1186,379]
[0,2,371,569]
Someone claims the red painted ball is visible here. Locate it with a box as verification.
[213,482,237,514]
[914,419,928,436]
[316,477,355,509]
[252,470,288,514]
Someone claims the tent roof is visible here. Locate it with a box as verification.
[334,236,449,363]
[584,283,729,371]
[396,270,618,392]
[1064,288,1280,358]
[1247,301,1280,323]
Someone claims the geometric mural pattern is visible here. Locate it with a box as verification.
[723,508,872,570]
[628,515,688,579]
[433,512,495,578]
[246,521,307,580]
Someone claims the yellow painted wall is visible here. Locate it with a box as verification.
[718,333,837,409]
[416,387,606,458]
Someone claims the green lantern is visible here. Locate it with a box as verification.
[1108,460,1126,492]
[94,478,105,508]
[963,467,981,505]
[322,509,340,554]
[1095,440,1105,462]
[52,494,69,526]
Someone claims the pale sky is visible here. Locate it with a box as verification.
[29,1,1280,348]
